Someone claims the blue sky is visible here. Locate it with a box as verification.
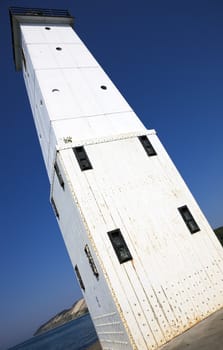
[1,0,223,349]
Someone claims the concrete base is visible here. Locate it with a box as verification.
[161,307,223,350]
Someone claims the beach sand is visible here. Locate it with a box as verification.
[86,341,102,350]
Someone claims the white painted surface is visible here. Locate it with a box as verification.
[18,20,223,350]
[20,23,145,180]
[51,154,132,349]
[58,134,223,349]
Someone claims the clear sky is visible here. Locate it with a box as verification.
[1,0,223,349]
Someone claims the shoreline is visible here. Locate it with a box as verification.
[87,341,102,350]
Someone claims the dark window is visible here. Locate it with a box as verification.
[138,135,157,157]
[21,49,27,71]
[73,146,93,171]
[51,197,59,219]
[108,229,132,264]
[178,205,200,234]
[84,244,99,280]
[54,162,64,189]
[74,265,85,291]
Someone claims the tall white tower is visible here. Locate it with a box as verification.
[10,7,223,350]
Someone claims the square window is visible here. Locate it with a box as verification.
[51,197,59,219]
[73,146,92,171]
[74,265,85,291]
[54,161,64,189]
[138,135,157,157]
[178,205,200,234]
[84,244,99,280]
[108,229,132,264]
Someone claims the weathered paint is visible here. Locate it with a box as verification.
[10,9,223,350]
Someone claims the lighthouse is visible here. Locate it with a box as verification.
[10,7,223,350]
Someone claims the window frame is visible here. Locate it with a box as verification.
[73,146,93,171]
[108,229,133,264]
[74,265,85,291]
[178,205,200,234]
[21,48,27,72]
[138,135,157,157]
[84,244,99,280]
[51,197,59,219]
[54,161,65,190]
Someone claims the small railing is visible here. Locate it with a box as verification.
[9,7,72,18]
[9,6,74,71]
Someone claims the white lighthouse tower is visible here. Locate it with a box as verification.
[10,7,223,350]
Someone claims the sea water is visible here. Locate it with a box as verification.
[9,313,98,350]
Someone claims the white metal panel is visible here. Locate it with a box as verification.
[60,146,168,348]
[21,59,49,168]
[34,81,51,136]
[85,139,187,339]
[86,112,145,138]
[21,41,35,103]
[32,77,52,172]
[51,153,133,349]
[61,146,171,348]
[26,43,98,70]
[47,126,57,181]
[22,63,35,106]
[59,148,149,349]
[21,24,81,44]
[52,112,145,145]
[59,135,223,349]
[35,67,132,122]
[22,71,35,115]
[33,107,50,168]
[70,67,132,115]
[35,68,96,119]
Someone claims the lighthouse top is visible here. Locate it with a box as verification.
[9,7,74,71]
